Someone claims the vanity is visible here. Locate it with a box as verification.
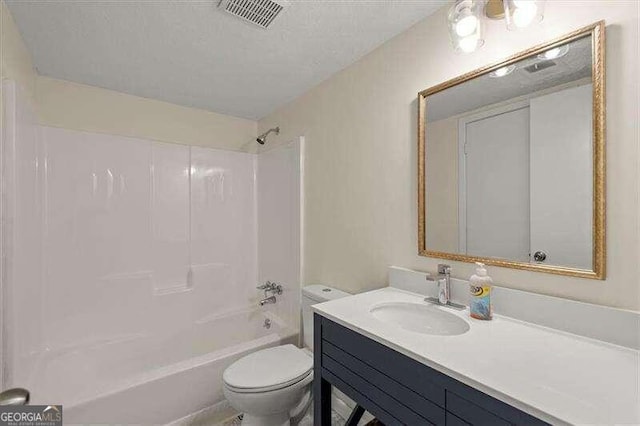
[312,284,640,426]
[313,314,545,425]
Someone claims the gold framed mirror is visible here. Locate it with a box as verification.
[418,21,605,279]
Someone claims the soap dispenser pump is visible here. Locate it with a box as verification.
[470,262,493,320]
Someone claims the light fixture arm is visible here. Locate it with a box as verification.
[484,0,505,19]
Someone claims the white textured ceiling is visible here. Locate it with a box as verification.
[6,0,447,120]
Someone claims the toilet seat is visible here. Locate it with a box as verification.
[223,344,313,394]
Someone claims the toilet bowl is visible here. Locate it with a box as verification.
[223,345,313,426]
[223,285,351,426]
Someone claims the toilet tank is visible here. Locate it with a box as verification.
[302,285,351,349]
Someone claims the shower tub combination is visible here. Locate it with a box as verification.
[1,80,302,424]
[59,310,296,424]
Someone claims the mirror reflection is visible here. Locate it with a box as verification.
[423,34,594,270]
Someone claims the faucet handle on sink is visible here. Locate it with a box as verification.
[425,272,444,284]
[424,266,465,310]
[438,264,451,275]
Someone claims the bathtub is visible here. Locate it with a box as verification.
[29,309,297,424]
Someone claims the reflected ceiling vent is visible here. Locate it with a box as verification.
[218,0,287,29]
[524,60,557,73]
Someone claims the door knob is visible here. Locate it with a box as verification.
[533,251,547,262]
[0,388,30,406]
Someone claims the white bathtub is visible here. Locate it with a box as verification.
[29,309,296,424]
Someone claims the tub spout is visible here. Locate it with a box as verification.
[259,296,277,306]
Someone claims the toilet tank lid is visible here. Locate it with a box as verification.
[302,285,351,302]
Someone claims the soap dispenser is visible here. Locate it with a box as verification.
[470,262,493,320]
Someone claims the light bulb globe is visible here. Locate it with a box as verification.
[455,14,478,37]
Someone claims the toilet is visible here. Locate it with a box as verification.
[223,285,350,426]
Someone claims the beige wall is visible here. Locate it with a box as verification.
[259,2,640,311]
[425,117,458,253]
[36,76,256,150]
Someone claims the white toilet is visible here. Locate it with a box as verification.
[223,285,350,426]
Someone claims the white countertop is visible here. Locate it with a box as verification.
[312,287,640,425]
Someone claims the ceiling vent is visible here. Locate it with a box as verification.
[218,0,287,29]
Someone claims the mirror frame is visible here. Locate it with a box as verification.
[417,21,606,279]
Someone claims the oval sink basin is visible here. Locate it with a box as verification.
[370,302,470,336]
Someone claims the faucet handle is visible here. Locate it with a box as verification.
[257,281,283,295]
[437,264,451,275]
[426,273,445,287]
[257,281,273,290]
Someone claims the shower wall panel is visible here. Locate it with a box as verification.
[257,140,302,331]
[3,101,258,398]
[151,142,190,296]
[44,129,154,352]
[1,81,43,388]
[39,127,259,346]
[190,147,257,320]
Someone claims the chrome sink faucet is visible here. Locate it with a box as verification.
[426,264,451,304]
[425,264,465,310]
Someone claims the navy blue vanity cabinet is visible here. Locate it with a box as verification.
[313,314,549,426]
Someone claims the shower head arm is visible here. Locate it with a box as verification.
[256,126,280,145]
[260,127,280,138]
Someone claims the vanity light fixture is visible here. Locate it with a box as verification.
[489,64,516,77]
[447,0,485,54]
[538,44,570,60]
[448,0,546,53]
[503,0,545,30]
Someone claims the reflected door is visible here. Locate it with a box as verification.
[461,106,530,261]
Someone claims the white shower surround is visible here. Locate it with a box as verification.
[1,80,302,423]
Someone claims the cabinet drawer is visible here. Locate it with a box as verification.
[321,318,446,406]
